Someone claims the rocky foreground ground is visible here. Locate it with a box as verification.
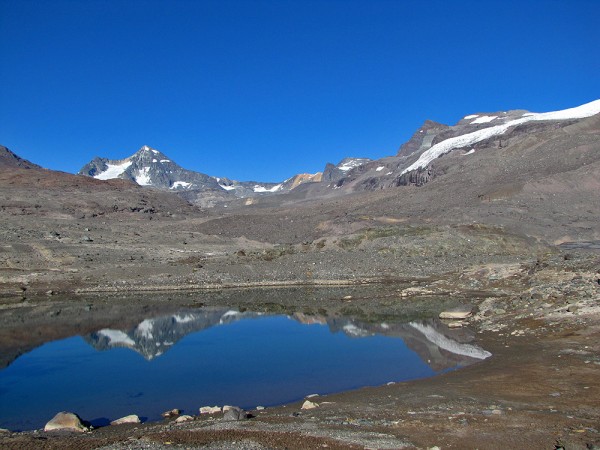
[0,247,599,449]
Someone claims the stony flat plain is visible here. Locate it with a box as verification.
[1,116,599,448]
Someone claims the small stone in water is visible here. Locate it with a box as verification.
[161,409,181,418]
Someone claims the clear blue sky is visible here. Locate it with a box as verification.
[1,0,598,182]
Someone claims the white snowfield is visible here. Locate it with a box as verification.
[253,184,282,193]
[338,159,366,171]
[94,161,132,180]
[408,322,492,360]
[470,115,497,124]
[171,181,192,189]
[135,167,152,186]
[219,183,236,191]
[402,99,600,175]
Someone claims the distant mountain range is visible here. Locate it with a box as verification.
[78,145,359,206]
[3,98,599,208]
[74,99,600,206]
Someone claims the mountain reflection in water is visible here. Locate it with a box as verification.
[84,308,491,371]
[0,307,491,431]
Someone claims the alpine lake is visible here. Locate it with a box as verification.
[0,285,491,431]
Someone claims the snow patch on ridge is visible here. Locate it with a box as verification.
[470,115,497,124]
[254,184,282,193]
[338,160,365,171]
[135,167,152,186]
[171,181,192,189]
[94,161,132,180]
[402,99,600,175]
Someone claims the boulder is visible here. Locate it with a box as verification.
[223,406,247,421]
[199,406,221,414]
[301,400,319,410]
[44,412,88,433]
[110,414,140,425]
[175,415,194,423]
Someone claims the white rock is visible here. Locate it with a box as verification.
[301,400,319,410]
[439,310,472,319]
[175,415,194,423]
[44,412,88,433]
[110,414,140,425]
[199,406,221,414]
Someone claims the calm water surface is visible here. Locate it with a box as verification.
[0,308,491,430]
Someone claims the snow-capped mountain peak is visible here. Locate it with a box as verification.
[79,146,219,191]
[402,99,600,174]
